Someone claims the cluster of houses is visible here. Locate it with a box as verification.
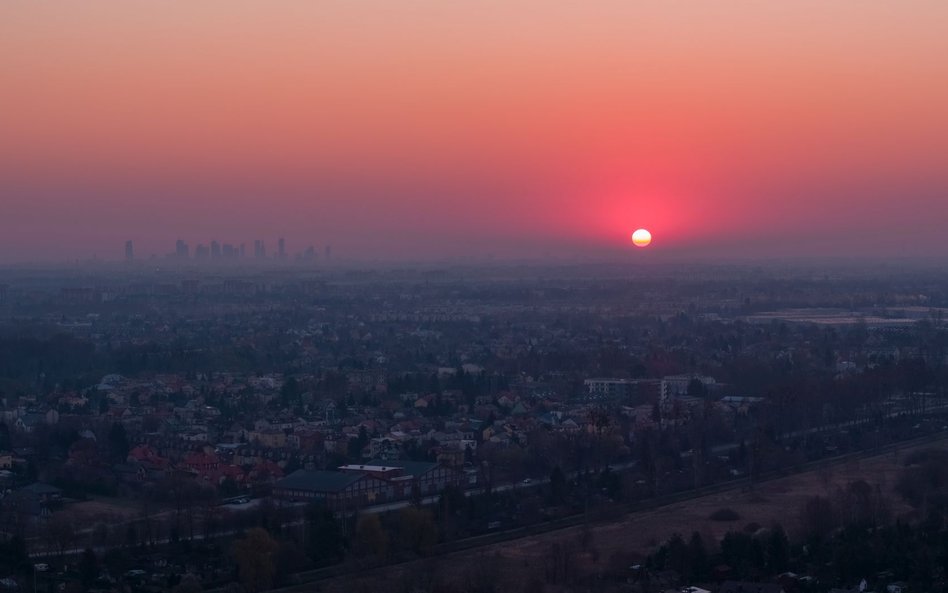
[0,367,777,527]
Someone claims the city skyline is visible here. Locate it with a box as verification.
[2,2,948,263]
[4,3,948,591]
[116,237,330,263]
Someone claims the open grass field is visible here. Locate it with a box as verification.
[318,438,947,593]
[58,497,147,524]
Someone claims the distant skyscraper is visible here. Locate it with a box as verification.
[175,239,189,258]
[278,237,286,260]
[239,243,246,258]
[254,240,266,258]
[211,240,221,259]
[195,243,209,259]
[125,240,134,261]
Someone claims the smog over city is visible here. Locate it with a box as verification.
[2,3,948,593]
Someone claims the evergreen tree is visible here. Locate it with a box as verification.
[280,377,300,406]
[79,548,99,590]
[550,466,567,503]
[107,422,130,463]
[688,532,708,581]
[766,524,790,573]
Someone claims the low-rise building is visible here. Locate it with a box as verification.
[273,470,391,510]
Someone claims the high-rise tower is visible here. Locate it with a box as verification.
[175,240,189,258]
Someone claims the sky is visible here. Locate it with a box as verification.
[2,1,948,262]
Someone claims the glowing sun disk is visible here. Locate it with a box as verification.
[632,228,652,247]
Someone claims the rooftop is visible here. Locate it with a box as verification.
[275,469,364,493]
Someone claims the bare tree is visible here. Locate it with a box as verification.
[234,528,279,593]
[44,514,78,565]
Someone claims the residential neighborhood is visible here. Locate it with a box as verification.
[1,263,948,593]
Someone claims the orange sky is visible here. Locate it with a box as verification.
[2,1,948,261]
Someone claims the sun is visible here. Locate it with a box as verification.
[632,228,652,248]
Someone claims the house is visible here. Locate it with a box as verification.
[661,375,717,398]
[250,428,287,448]
[323,434,345,453]
[584,378,636,399]
[127,445,170,470]
[14,414,45,433]
[286,429,320,451]
[368,437,398,460]
[4,491,54,524]
[181,450,221,477]
[59,393,88,409]
[497,393,518,408]
[18,482,63,504]
[212,463,246,486]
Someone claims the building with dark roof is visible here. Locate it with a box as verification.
[18,482,62,502]
[343,459,460,497]
[274,459,461,509]
[272,469,391,510]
